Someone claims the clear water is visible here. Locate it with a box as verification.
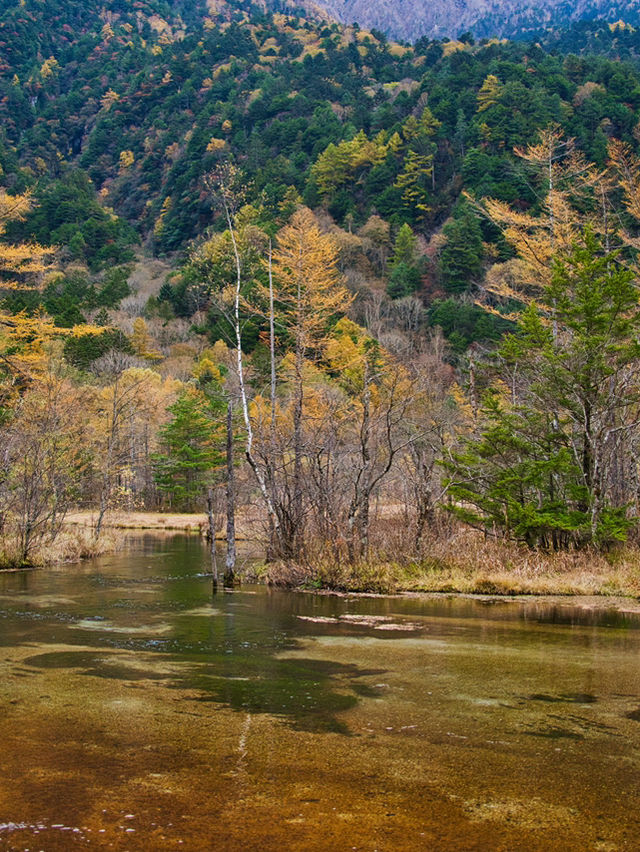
[0,534,639,850]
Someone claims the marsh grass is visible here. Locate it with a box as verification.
[266,521,640,598]
[0,526,122,569]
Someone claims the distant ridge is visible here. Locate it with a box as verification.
[258,0,640,41]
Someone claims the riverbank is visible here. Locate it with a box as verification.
[65,510,209,533]
[0,508,262,569]
[0,526,122,570]
[266,529,640,599]
[5,515,640,601]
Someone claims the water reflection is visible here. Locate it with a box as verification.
[0,537,388,733]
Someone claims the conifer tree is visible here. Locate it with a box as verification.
[153,386,225,511]
[477,75,502,112]
[387,223,422,299]
[438,206,483,294]
[269,207,352,557]
[445,230,640,549]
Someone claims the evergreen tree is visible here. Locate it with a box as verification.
[386,262,422,299]
[390,223,418,267]
[153,387,225,511]
[477,75,502,112]
[387,223,423,299]
[438,207,483,294]
[445,230,640,549]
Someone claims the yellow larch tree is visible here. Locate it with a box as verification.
[475,126,603,316]
[271,207,352,363]
[0,189,53,291]
[131,317,162,361]
[266,207,353,557]
[0,188,57,389]
[608,138,640,234]
[477,74,502,112]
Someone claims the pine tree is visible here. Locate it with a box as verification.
[445,230,640,549]
[395,151,434,219]
[438,207,483,294]
[387,223,422,299]
[389,223,418,268]
[153,387,224,511]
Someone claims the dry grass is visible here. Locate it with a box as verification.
[43,527,122,565]
[408,529,640,597]
[65,509,265,539]
[0,527,122,570]
[266,556,404,595]
[66,510,208,532]
[265,526,640,598]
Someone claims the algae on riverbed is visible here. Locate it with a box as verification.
[1,535,639,851]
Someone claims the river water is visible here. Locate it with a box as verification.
[0,535,639,851]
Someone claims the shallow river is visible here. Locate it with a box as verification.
[1,535,639,851]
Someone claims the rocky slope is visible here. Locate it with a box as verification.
[275,0,640,41]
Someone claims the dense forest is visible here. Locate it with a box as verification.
[3,1,640,579]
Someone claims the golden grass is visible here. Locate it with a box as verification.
[404,529,640,596]
[265,527,640,598]
[65,510,208,532]
[65,509,264,539]
[0,526,122,570]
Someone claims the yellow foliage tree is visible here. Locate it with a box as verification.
[39,57,59,80]
[0,189,57,385]
[608,139,640,226]
[131,317,162,361]
[100,89,120,111]
[475,126,603,314]
[263,207,353,556]
[119,150,135,171]
[477,74,502,112]
[271,207,352,363]
[0,189,52,289]
[4,372,91,563]
[311,131,387,197]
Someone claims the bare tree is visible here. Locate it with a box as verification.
[4,374,90,563]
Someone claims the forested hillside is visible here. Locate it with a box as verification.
[4,4,640,346]
[3,1,640,574]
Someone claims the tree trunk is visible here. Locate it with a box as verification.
[292,336,304,559]
[95,374,120,540]
[414,490,434,551]
[349,362,372,563]
[207,486,218,588]
[225,196,282,552]
[225,400,236,587]
[358,363,372,561]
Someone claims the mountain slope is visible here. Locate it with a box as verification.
[2,0,640,357]
[278,0,640,41]
[3,0,639,53]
